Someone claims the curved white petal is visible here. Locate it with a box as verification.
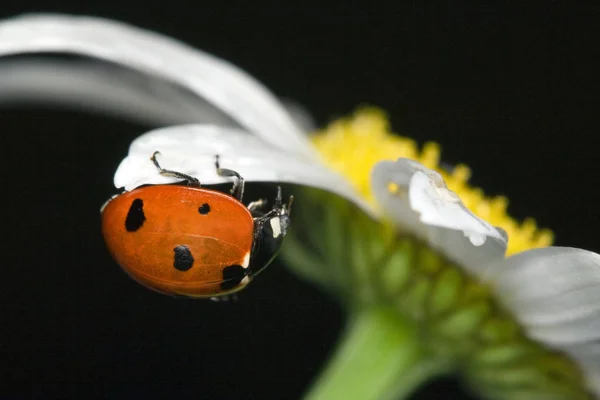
[0,58,235,125]
[371,158,507,276]
[279,98,317,133]
[114,124,372,214]
[0,13,315,157]
[0,59,318,132]
[488,247,600,397]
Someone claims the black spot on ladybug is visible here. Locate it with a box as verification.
[198,203,211,215]
[221,265,246,290]
[173,245,194,271]
[125,198,146,232]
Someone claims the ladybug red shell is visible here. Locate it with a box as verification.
[101,152,291,298]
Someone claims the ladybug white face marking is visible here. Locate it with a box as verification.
[270,217,282,238]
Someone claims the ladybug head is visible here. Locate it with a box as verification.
[248,187,293,277]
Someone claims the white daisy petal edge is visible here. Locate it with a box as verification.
[488,247,600,396]
[0,13,315,157]
[114,124,373,214]
[371,158,508,276]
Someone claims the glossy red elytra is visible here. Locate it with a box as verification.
[101,151,292,298]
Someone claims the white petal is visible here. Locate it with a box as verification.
[580,363,600,399]
[0,58,318,132]
[114,124,373,214]
[488,247,600,344]
[279,98,317,133]
[566,348,600,396]
[0,58,235,125]
[488,247,600,397]
[371,158,507,276]
[0,13,315,157]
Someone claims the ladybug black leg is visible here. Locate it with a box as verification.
[247,198,268,214]
[151,151,200,186]
[250,187,288,224]
[215,155,245,201]
[253,208,279,224]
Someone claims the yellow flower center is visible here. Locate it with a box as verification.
[311,108,553,256]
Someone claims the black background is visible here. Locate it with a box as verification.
[1,2,599,400]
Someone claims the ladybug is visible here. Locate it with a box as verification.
[101,151,292,298]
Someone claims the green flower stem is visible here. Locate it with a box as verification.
[304,308,445,400]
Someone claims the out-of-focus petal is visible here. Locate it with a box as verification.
[0,13,315,157]
[487,247,600,396]
[371,158,507,276]
[0,58,235,126]
[0,59,317,131]
[279,98,317,133]
[114,124,372,213]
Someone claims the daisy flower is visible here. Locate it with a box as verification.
[1,13,599,400]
